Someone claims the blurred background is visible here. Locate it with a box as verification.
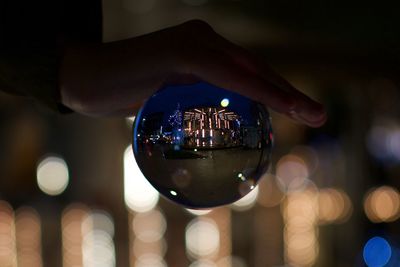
[1,0,400,266]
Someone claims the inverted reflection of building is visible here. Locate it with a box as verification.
[183,107,241,149]
[137,106,263,153]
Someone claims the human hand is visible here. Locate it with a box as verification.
[60,20,326,127]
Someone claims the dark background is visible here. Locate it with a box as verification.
[1,0,400,266]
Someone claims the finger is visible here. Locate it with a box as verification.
[185,49,298,116]
[234,50,326,126]
[209,35,327,127]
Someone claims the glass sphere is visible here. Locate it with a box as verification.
[133,82,273,208]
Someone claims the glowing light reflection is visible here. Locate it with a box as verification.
[231,186,259,211]
[220,98,230,108]
[124,146,159,213]
[186,208,212,216]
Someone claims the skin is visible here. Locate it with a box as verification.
[60,20,327,127]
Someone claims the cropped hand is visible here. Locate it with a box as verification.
[60,20,326,127]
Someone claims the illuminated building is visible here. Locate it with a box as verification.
[183,107,241,148]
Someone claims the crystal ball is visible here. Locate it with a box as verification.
[133,82,273,208]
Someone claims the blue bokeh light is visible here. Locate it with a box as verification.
[363,236,392,267]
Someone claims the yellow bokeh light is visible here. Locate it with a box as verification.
[0,201,17,267]
[15,207,43,267]
[61,204,89,267]
[283,188,319,267]
[220,98,229,108]
[318,188,352,224]
[364,186,400,223]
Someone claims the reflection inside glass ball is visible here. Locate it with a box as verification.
[133,82,273,208]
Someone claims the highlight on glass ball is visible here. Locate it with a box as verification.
[132,82,273,208]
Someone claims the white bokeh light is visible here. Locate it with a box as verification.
[82,230,115,267]
[82,210,116,267]
[36,156,69,196]
[185,208,212,216]
[185,218,220,258]
[133,209,167,242]
[82,210,115,238]
[124,146,159,213]
[231,185,259,211]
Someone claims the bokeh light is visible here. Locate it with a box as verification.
[15,207,43,267]
[133,209,166,243]
[36,156,69,196]
[62,204,89,267]
[231,185,259,211]
[82,211,115,238]
[363,237,392,267]
[366,121,400,163]
[130,207,167,267]
[82,210,116,267]
[290,146,319,176]
[185,208,213,216]
[318,188,353,224]
[364,186,400,223]
[133,238,167,259]
[0,201,17,267]
[283,187,319,267]
[189,259,217,267]
[135,254,167,267]
[82,230,116,267]
[220,98,230,108]
[124,146,159,213]
[186,218,220,259]
[276,154,309,192]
